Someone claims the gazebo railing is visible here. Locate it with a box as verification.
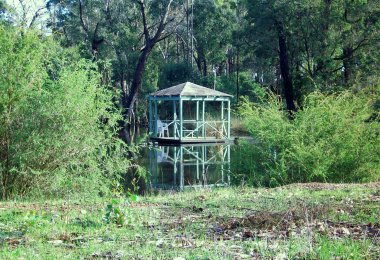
[155,119,228,139]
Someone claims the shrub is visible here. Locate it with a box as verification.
[0,27,129,199]
[218,72,266,103]
[238,89,380,185]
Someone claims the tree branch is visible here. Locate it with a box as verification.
[152,0,174,42]
[138,0,150,42]
[156,32,174,43]
[18,0,27,26]
[78,0,89,34]
[93,22,100,40]
[332,37,368,60]
[28,6,45,28]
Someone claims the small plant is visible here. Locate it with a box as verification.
[102,199,126,226]
[126,191,138,204]
[102,192,138,226]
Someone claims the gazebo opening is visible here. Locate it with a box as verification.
[148,82,232,144]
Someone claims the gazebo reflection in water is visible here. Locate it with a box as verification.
[148,144,231,191]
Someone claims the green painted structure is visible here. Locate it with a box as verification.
[148,82,232,144]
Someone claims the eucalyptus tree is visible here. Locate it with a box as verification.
[191,0,234,77]
[328,0,380,87]
[0,0,47,29]
[243,0,297,113]
[242,0,380,112]
[285,0,380,90]
[47,0,184,141]
[124,0,183,121]
[47,0,111,58]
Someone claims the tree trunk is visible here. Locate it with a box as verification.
[277,21,296,114]
[343,46,354,85]
[120,73,127,105]
[91,38,104,57]
[203,58,207,76]
[176,34,180,62]
[236,45,240,103]
[119,0,174,143]
[315,0,332,79]
[124,45,152,121]
[195,54,202,73]
[228,55,234,76]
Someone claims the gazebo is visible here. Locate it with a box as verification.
[148,82,232,144]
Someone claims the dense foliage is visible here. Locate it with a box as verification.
[0,27,128,199]
[237,89,380,185]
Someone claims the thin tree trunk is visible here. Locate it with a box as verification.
[343,46,353,85]
[176,34,179,62]
[236,45,240,103]
[124,45,152,121]
[228,55,234,75]
[316,0,332,77]
[186,0,190,64]
[120,0,174,143]
[195,53,202,73]
[277,21,296,114]
[120,73,127,105]
[203,58,207,76]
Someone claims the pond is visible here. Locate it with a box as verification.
[129,128,270,192]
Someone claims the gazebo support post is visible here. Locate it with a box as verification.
[196,101,199,138]
[227,99,231,138]
[221,101,224,137]
[173,146,177,186]
[179,99,183,140]
[202,99,206,138]
[149,97,152,134]
[154,98,158,136]
[173,100,177,138]
[180,147,184,190]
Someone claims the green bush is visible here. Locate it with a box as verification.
[0,27,129,199]
[238,89,380,185]
[218,72,266,103]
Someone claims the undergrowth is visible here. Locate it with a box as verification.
[238,89,380,185]
[0,184,379,259]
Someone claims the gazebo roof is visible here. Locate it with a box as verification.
[150,82,232,98]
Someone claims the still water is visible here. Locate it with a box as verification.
[140,143,232,191]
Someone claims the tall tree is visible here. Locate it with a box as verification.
[124,0,177,120]
[191,0,234,77]
[47,0,109,58]
[242,0,380,109]
[47,0,183,141]
[244,0,297,112]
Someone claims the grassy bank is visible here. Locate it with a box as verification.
[1,183,379,259]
